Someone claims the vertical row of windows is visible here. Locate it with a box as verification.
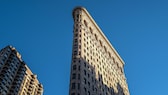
[75,11,81,22]
[73,14,82,57]
[70,10,83,95]
[71,58,81,95]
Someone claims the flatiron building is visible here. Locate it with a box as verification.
[69,7,130,95]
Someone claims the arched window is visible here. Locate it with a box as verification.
[99,40,102,46]
[89,27,93,34]
[104,46,107,52]
[95,34,98,40]
[108,52,111,58]
[84,20,88,27]
[112,57,115,63]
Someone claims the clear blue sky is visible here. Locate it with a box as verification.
[1,0,168,95]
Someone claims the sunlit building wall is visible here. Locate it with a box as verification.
[0,46,43,95]
[69,7,130,95]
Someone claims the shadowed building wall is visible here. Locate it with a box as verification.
[0,46,43,95]
[69,7,130,95]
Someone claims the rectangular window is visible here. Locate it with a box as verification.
[72,83,76,89]
[84,62,86,67]
[78,66,80,71]
[88,82,90,87]
[84,78,86,84]
[73,65,76,70]
[72,73,76,79]
[71,93,75,95]
[78,83,80,90]
[88,74,90,78]
[76,29,78,32]
[84,70,86,75]
[78,74,80,80]
[84,87,87,92]
[92,85,94,91]
[74,39,77,43]
[74,51,77,55]
[88,91,90,95]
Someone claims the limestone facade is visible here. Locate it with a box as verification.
[69,7,130,95]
